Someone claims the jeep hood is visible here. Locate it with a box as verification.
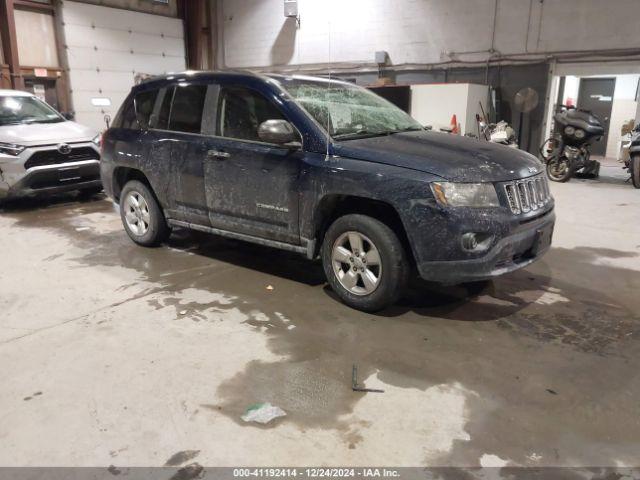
[0,121,96,147]
[332,130,542,182]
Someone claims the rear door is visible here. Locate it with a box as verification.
[578,78,615,156]
[201,84,302,244]
[148,83,210,225]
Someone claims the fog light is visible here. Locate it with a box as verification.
[461,232,478,250]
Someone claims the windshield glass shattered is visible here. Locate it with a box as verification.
[274,77,423,140]
[0,95,64,126]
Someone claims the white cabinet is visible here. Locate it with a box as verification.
[410,83,490,136]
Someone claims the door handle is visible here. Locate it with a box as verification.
[207,150,230,159]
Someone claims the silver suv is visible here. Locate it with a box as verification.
[0,89,101,201]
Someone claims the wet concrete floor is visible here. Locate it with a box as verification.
[0,163,639,467]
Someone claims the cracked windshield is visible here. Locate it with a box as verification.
[276,77,423,139]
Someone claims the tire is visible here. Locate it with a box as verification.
[632,155,640,189]
[546,156,573,182]
[119,180,169,247]
[321,214,409,312]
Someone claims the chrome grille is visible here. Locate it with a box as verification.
[503,174,551,215]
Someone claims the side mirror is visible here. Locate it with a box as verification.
[62,112,75,121]
[104,114,111,129]
[258,119,297,145]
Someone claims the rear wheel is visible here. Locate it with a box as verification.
[120,180,169,246]
[632,155,640,189]
[322,214,409,312]
[546,156,573,182]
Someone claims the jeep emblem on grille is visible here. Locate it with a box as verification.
[57,143,71,155]
[527,166,538,173]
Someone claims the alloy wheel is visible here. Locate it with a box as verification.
[548,157,569,181]
[124,190,151,236]
[331,231,382,296]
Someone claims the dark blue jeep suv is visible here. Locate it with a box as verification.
[101,71,555,311]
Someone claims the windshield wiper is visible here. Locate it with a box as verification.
[333,130,395,140]
[389,126,424,135]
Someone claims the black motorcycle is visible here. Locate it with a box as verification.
[540,106,605,182]
[626,124,640,188]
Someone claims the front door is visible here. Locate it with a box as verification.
[578,78,616,156]
[203,85,301,244]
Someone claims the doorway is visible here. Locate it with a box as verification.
[577,78,616,156]
[24,78,60,111]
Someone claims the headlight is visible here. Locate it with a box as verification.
[92,134,101,146]
[564,126,575,136]
[431,182,500,207]
[0,142,26,156]
[574,128,585,139]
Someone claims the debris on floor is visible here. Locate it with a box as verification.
[169,462,204,480]
[179,310,187,315]
[241,402,286,424]
[527,452,543,462]
[164,450,201,467]
[266,285,274,291]
[352,364,384,393]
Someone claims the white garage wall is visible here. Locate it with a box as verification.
[217,0,640,70]
[59,0,186,131]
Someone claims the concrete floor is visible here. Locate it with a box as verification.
[0,161,639,468]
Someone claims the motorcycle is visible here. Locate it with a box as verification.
[540,105,604,182]
[480,119,519,148]
[467,115,519,148]
[626,124,640,188]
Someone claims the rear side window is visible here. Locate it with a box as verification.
[217,86,285,141]
[134,89,158,129]
[155,87,174,130]
[113,97,136,129]
[168,84,207,134]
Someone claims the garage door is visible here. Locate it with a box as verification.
[59,1,186,131]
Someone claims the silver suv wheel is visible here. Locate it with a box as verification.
[123,190,150,236]
[331,231,382,296]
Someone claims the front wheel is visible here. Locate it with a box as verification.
[119,180,169,247]
[547,156,573,182]
[632,155,640,189]
[321,214,409,312]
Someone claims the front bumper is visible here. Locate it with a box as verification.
[0,159,101,200]
[0,141,101,200]
[416,209,555,284]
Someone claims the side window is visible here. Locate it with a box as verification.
[168,84,207,134]
[134,89,158,129]
[113,97,136,129]
[155,87,174,130]
[217,86,286,142]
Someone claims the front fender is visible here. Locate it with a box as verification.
[299,154,443,255]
